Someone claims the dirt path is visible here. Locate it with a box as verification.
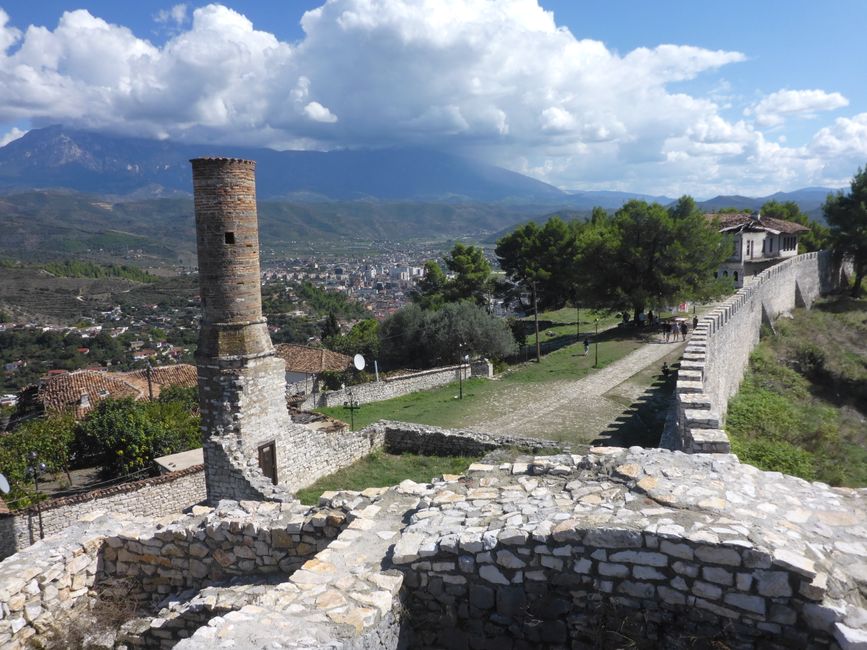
[465,333,687,445]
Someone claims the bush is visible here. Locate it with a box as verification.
[730,435,816,481]
[0,415,76,507]
[792,342,827,379]
[75,398,200,479]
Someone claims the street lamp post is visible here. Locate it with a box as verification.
[458,343,465,400]
[25,451,46,540]
[342,386,360,431]
[576,301,580,341]
[594,318,599,368]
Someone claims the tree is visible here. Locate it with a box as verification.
[443,243,492,306]
[578,197,730,318]
[760,200,829,252]
[411,260,447,310]
[421,302,517,366]
[824,166,867,296]
[378,302,516,369]
[321,312,340,340]
[75,398,200,478]
[325,318,380,361]
[378,303,426,369]
[495,222,549,361]
[0,415,76,506]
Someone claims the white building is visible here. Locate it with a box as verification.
[709,212,810,288]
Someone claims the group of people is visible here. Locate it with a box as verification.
[661,315,700,342]
[663,319,689,342]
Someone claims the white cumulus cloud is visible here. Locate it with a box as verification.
[155,4,189,27]
[0,126,26,146]
[745,89,849,127]
[0,1,863,194]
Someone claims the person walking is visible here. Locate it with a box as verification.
[583,337,590,355]
[680,321,688,341]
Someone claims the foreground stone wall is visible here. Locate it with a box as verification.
[0,498,351,647]
[2,447,866,649]
[0,466,206,561]
[670,251,842,453]
[309,360,493,409]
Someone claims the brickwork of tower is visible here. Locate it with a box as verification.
[191,158,294,504]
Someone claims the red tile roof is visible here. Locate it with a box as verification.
[274,344,351,374]
[30,364,198,418]
[36,371,139,418]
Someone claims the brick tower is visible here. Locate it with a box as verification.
[191,158,293,503]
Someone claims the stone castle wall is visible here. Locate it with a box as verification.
[669,251,842,453]
[0,466,206,561]
[306,359,493,409]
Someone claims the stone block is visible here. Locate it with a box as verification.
[723,593,766,616]
[479,565,509,586]
[755,570,792,597]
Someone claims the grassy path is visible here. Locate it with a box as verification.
[319,322,691,448]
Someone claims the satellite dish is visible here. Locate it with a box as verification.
[0,473,9,495]
[353,354,366,371]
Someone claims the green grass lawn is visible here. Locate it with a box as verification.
[317,319,655,431]
[295,451,478,505]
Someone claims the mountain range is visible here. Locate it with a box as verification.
[0,126,840,264]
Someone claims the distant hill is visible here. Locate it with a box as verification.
[0,189,559,265]
[697,187,839,223]
[563,190,676,209]
[0,125,565,202]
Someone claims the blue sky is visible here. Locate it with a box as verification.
[1,0,865,197]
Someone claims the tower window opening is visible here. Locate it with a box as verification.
[224,231,235,244]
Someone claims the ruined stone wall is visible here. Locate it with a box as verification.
[308,360,493,409]
[375,420,565,457]
[670,251,842,453]
[0,499,349,647]
[0,466,206,561]
[2,447,866,649]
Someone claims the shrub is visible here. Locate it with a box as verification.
[730,435,816,481]
[75,398,200,479]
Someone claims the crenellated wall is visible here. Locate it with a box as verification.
[667,251,844,453]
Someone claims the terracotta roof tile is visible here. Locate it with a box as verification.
[706,212,810,234]
[33,364,198,418]
[120,364,198,399]
[36,371,139,418]
[274,344,351,374]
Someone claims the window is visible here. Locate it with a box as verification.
[768,238,774,253]
[224,231,235,245]
[734,271,739,283]
[723,270,729,277]
[258,442,277,484]
[746,241,753,258]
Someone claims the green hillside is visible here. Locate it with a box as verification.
[727,296,867,486]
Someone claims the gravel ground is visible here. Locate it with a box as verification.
[465,336,687,446]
